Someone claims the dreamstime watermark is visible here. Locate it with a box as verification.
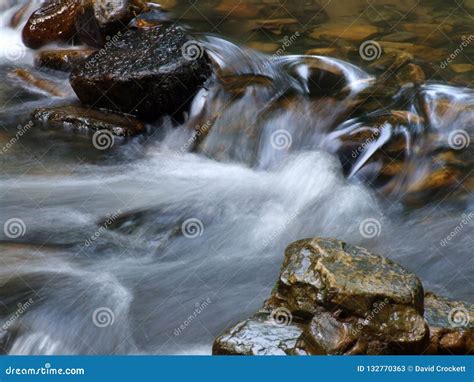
[181,218,204,238]
[181,40,204,61]
[440,35,474,69]
[270,307,293,327]
[440,212,474,247]
[359,40,382,61]
[263,31,301,68]
[92,307,115,328]
[351,298,389,336]
[270,129,292,150]
[0,42,26,63]
[359,218,382,239]
[3,218,26,239]
[350,125,388,159]
[5,363,85,376]
[262,210,298,249]
[173,298,212,336]
[448,129,470,150]
[448,307,470,328]
[84,209,122,247]
[0,121,34,155]
[84,31,123,69]
[92,130,115,150]
[1,298,34,332]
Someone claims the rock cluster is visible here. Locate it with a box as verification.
[22,0,212,134]
[213,238,473,355]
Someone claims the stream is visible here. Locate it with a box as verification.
[0,0,473,355]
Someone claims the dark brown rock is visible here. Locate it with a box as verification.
[32,104,145,136]
[70,26,212,120]
[22,0,82,49]
[75,0,145,48]
[35,48,96,72]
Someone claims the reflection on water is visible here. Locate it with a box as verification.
[0,0,473,355]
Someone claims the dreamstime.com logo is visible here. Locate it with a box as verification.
[181,40,204,61]
[0,121,34,154]
[5,363,85,376]
[270,307,293,327]
[440,212,474,247]
[1,298,34,332]
[173,298,212,336]
[359,40,382,61]
[448,129,470,150]
[92,130,115,150]
[440,35,474,69]
[181,218,204,238]
[84,209,122,247]
[92,307,115,328]
[351,298,389,336]
[0,43,26,62]
[270,129,292,150]
[359,218,382,239]
[3,218,26,239]
[448,307,470,328]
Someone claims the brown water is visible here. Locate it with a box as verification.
[0,0,472,355]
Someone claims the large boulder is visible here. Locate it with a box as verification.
[213,238,472,355]
[70,26,212,120]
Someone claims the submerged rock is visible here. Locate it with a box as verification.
[22,0,82,49]
[32,104,145,136]
[70,26,212,120]
[213,238,472,355]
[8,69,68,97]
[310,24,379,42]
[35,48,96,72]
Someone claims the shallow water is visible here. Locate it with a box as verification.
[0,0,473,355]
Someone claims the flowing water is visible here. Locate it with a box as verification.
[0,0,473,355]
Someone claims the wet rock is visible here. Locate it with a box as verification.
[247,18,298,35]
[424,292,473,354]
[396,63,426,86]
[10,1,31,28]
[70,26,212,120]
[299,309,355,355]
[310,24,379,43]
[213,310,303,355]
[380,31,416,43]
[35,48,96,72]
[450,64,474,74]
[8,69,67,97]
[214,238,434,355]
[401,23,453,44]
[277,238,424,318]
[22,0,82,49]
[32,104,145,136]
[379,41,448,62]
[75,0,145,48]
